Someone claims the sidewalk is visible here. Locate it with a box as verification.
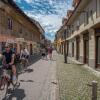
[0,52,58,100]
[57,54,100,100]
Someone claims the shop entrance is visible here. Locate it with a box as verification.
[96,29,100,68]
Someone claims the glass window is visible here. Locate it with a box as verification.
[8,18,12,30]
[84,12,89,26]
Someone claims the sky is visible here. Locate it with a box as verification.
[14,0,73,41]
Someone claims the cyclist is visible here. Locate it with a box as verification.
[20,48,28,69]
[24,48,30,65]
[2,43,17,84]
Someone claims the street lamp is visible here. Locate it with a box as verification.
[64,26,67,63]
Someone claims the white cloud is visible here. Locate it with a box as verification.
[24,0,33,3]
[16,0,73,41]
[26,12,62,33]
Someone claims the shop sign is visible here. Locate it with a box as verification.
[6,39,16,43]
[15,38,25,42]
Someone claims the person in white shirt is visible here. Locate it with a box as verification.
[24,48,30,65]
[20,47,29,64]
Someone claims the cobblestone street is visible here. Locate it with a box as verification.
[1,52,100,100]
[0,52,57,100]
[57,55,100,100]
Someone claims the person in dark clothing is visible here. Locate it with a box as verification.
[48,46,53,60]
[45,47,48,59]
[2,44,17,84]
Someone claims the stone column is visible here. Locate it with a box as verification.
[79,34,84,63]
[68,40,72,57]
[88,28,96,69]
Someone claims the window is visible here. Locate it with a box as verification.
[90,10,93,21]
[84,11,89,26]
[71,25,74,33]
[76,20,80,30]
[96,0,100,17]
[7,18,13,30]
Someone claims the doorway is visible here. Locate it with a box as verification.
[76,37,80,60]
[84,33,89,64]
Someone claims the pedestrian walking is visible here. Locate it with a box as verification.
[45,47,48,60]
[41,48,46,60]
[24,48,30,65]
[48,46,53,60]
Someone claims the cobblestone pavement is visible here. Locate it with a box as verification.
[57,54,100,100]
[0,51,58,100]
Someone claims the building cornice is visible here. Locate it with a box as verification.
[65,0,91,26]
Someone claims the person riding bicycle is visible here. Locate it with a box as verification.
[2,43,17,84]
[20,47,29,67]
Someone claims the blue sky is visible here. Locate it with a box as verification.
[14,0,73,41]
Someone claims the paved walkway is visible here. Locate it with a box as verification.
[0,51,58,100]
[57,54,100,100]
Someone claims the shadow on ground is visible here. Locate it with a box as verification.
[29,54,41,66]
[20,79,34,83]
[2,88,25,100]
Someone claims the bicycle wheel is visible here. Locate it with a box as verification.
[0,77,8,99]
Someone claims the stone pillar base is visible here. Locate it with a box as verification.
[89,59,96,69]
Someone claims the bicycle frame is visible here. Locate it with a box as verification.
[0,69,12,88]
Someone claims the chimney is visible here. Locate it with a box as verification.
[67,10,73,18]
[62,17,67,25]
[72,0,80,8]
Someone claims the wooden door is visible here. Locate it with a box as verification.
[84,40,89,64]
[76,37,80,60]
[84,33,89,64]
[96,36,100,68]
[72,42,74,57]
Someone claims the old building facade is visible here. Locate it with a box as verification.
[56,0,100,69]
[0,0,44,54]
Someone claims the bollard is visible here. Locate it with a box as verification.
[92,81,97,100]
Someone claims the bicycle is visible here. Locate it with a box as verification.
[20,58,28,72]
[0,66,20,99]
